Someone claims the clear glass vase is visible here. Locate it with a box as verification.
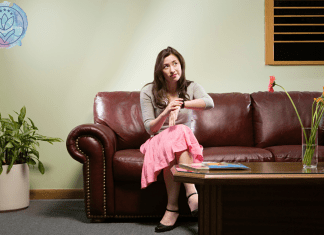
[302,127,318,169]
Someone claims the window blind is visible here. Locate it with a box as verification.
[265,0,324,65]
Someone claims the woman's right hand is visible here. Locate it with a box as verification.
[164,98,183,116]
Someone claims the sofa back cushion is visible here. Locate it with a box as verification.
[193,93,254,147]
[251,91,323,148]
[94,92,150,151]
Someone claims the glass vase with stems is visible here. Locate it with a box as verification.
[268,76,324,168]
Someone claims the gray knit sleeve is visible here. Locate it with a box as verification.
[140,85,155,135]
[192,82,214,109]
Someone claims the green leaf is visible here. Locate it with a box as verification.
[31,143,38,150]
[10,130,18,137]
[19,106,26,122]
[28,118,38,130]
[23,122,29,133]
[1,118,11,123]
[27,158,36,166]
[22,130,34,136]
[29,148,39,159]
[8,115,18,130]
[7,152,17,173]
[38,161,45,174]
[13,137,21,144]
[8,114,15,123]
[5,142,14,149]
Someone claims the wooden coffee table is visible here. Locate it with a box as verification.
[171,162,324,235]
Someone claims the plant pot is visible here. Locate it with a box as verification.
[0,163,29,212]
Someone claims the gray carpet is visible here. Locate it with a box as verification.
[0,199,198,235]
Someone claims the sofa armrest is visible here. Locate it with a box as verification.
[66,124,117,219]
[66,124,116,163]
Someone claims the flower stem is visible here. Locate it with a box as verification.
[276,84,307,142]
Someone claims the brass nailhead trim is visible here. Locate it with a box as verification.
[76,135,106,218]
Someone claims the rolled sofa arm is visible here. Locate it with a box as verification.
[66,123,117,220]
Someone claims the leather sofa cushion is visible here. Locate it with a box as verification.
[94,92,151,151]
[203,147,274,162]
[113,149,165,182]
[193,93,254,147]
[113,147,274,181]
[113,149,145,182]
[251,91,323,148]
[266,145,324,162]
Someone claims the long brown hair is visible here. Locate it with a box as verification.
[143,46,192,109]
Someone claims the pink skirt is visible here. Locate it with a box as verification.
[140,124,204,189]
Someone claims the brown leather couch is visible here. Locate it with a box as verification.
[66,91,323,221]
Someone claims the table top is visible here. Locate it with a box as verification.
[171,162,324,185]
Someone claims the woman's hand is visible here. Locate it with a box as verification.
[148,98,183,134]
[169,107,180,127]
[164,98,183,116]
[166,98,182,127]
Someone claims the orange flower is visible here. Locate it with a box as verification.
[268,76,276,93]
[315,97,324,104]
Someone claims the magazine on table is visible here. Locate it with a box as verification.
[178,162,250,173]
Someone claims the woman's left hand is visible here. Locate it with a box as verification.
[169,107,180,127]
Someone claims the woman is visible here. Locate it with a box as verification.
[140,46,214,233]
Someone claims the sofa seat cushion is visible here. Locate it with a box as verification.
[113,147,275,181]
[266,145,324,162]
[113,149,144,182]
[203,146,274,162]
[113,149,166,182]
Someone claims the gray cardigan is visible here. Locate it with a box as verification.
[140,82,214,136]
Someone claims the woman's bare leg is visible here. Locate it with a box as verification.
[160,160,180,226]
[160,150,199,225]
[177,150,199,212]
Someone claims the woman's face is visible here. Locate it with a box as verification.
[162,54,182,85]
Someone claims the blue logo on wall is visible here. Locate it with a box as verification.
[0,1,27,49]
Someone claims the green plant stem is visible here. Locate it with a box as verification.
[314,104,324,129]
[302,102,324,166]
[312,100,316,130]
[276,84,307,142]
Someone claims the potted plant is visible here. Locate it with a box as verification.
[0,106,63,211]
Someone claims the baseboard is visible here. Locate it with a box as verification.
[30,189,84,200]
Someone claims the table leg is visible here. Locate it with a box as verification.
[198,185,222,235]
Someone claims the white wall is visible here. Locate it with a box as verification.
[1,0,323,189]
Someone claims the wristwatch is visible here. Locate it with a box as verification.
[181,101,185,109]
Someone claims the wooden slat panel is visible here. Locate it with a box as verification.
[265,0,324,64]
[265,0,274,64]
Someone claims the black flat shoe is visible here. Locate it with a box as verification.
[187,192,198,217]
[155,208,179,233]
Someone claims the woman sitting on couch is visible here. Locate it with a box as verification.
[140,46,214,233]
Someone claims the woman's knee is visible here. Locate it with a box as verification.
[175,150,185,160]
[175,149,190,161]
